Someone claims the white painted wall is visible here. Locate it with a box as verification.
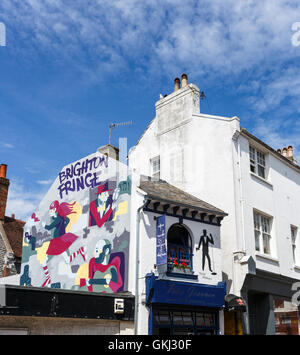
[129,80,300,305]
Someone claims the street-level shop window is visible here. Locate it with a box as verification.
[152,309,218,335]
[253,211,272,255]
[273,298,299,335]
[249,146,266,179]
[291,226,298,264]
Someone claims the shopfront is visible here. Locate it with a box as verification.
[242,270,300,335]
[224,294,246,335]
[146,273,226,335]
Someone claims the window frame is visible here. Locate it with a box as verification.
[151,156,160,180]
[253,211,273,256]
[249,145,267,180]
[291,225,298,265]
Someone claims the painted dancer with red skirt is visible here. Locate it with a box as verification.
[41,200,86,287]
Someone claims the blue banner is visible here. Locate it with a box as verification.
[156,215,167,266]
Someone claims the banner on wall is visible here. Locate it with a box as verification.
[156,215,167,266]
[19,152,131,294]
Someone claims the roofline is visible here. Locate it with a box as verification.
[240,128,300,173]
[143,193,228,217]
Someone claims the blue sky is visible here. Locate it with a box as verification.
[1,0,300,220]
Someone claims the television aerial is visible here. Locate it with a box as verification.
[109,121,132,145]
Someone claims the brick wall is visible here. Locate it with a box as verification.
[0,177,9,221]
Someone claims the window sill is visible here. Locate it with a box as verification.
[255,252,279,263]
[250,172,273,188]
[166,271,198,280]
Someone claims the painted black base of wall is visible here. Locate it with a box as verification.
[0,285,134,321]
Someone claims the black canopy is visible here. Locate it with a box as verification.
[225,294,246,312]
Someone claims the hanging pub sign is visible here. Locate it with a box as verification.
[156,215,167,266]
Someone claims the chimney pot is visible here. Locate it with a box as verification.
[174,78,180,92]
[181,73,188,88]
[0,164,7,178]
[288,145,293,157]
[282,147,287,157]
[11,213,15,219]
[277,149,282,155]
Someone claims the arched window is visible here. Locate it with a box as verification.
[167,224,193,273]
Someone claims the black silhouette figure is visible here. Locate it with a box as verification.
[196,229,214,273]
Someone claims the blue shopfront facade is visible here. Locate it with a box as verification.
[146,273,226,335]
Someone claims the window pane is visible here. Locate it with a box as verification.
[159,311,171,324]
[249,147,256,161]
[196,313,214,327]
[173,312,183,325]
[291,227,297,244]
[182,312,194,325]
[196,314,205,326]
[250,164,256,173]
[255,230,260,251]
[254,213,260,230]
[257,151,265,167]
[257,165,265,179]
[263,233,271,254]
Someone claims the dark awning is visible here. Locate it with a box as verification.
[225,294,246,312]
[146,273,226,309]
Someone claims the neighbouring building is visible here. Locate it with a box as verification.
[0,164,25,278]
[128,74,300,335]
[0,151,135,335]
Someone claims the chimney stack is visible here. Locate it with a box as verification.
[0,164,10,221]
[181,73,188,88]
[277,146,298,165]
[98,144,119,161]
[174,77,180,92]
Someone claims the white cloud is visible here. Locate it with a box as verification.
[5,177,46,221]
[0,142,14,149]
[37,179,53,185]
[1,0,299,79]
[1,0,300,161]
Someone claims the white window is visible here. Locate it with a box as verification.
[254,211,272,255]
[249,146,266,179]
[291,226,298,264]
[151,156,160,180]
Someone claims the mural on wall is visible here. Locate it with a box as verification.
[196,227,220,281]
[196,229,216,275]
[20,152,131,293]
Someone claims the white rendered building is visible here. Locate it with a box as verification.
[129,74,300,335]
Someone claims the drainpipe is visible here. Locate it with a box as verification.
[134,192,149,335]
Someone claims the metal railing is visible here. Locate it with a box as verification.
[167,243,193,273]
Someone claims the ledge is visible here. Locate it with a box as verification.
[255,252,279,263]
[250,172,273,188]
[166,271,198,280]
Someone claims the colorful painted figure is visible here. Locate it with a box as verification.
[41,200,86,287]
[89,182,120,228]
[81,239,123,293]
